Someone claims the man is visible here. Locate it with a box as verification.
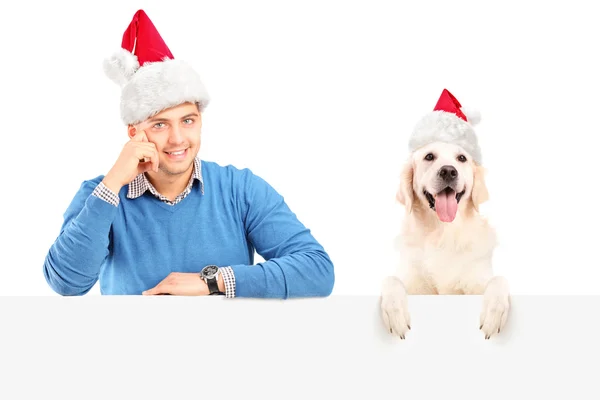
[43,9,335,298]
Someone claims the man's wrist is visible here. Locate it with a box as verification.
[92,181,121,207]
[217,273,225,293]
[199,266,235,297]
[102,175,124,194]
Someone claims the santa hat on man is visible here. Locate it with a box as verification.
[103,9,210,126]
[408,89,482,165]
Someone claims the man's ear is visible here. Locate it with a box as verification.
[471,164,489,212]
[396,160,415,213]
[127,125,137,139]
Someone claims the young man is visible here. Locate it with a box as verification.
[43,10,334,298]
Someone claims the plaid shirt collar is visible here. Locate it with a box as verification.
[127,157,204,202]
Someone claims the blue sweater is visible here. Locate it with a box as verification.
[43,161,335,298]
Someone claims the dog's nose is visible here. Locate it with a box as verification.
[438,165,458,182]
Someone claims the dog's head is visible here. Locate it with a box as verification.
[396,141,488,222]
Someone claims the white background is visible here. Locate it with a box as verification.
[0,0,598,296]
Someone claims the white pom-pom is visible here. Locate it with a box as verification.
[103,48,139,87]
[462,107,481,126]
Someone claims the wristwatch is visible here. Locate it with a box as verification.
[200,265,224,295]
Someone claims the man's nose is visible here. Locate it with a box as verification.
[168,127,184,143]
[438,165,458,182]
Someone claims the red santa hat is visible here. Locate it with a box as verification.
[408,89,482,165]
[103,9,210,125]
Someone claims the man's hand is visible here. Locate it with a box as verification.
[142,272,225,296]
[102,130,160,193]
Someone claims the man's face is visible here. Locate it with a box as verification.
[130,102,202,177]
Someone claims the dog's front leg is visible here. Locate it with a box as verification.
[380,275,411,339]
[462,258,510,339]
[479,275,510,339]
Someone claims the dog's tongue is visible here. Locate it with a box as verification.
[435,190,458,222]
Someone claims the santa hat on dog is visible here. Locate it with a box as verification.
[408,89,482,165]
[103,9,210,125]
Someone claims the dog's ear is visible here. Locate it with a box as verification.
[471,164,489,211]
[396,160,415,212]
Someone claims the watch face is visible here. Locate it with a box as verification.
[202,265,219,278]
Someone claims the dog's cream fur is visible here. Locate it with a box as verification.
[380,141,510,339]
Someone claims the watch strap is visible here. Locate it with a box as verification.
[206,276,221,295]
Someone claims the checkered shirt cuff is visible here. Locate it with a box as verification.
[220,266,236,298]
[92,182,120,207]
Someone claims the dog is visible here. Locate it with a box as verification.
[380,138,510,340]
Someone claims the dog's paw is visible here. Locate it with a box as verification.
[380,276,411,339]
[479,276,510,339]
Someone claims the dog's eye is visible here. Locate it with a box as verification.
[457,155,467,162]
[424,153,434,161]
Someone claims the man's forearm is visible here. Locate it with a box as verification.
[230,249,334,299]
[234,170,335,299]
[44,189,118,295]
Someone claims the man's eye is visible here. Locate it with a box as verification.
[183,119,193,124]
[424,153,435,161]
[154,123,165,129]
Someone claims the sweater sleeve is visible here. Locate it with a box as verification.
[229,170,335,299]
[43,177,119,296]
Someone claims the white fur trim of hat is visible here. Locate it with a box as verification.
[408,89,482,165]
[103,9,210,126]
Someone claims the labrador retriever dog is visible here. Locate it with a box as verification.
[380,92,510,340]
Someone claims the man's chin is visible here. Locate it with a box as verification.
[159,158,195,176]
